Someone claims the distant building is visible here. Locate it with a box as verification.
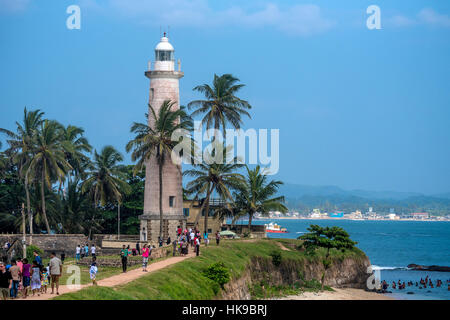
[183,199,225,235]
[411,212,429,220]
[388,213,398,220]
[329,212,344,218]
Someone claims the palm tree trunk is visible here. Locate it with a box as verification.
[248,212,253,230]
[204,188,211,235]
[159,159,164,240]
[24,170,33,243]
[41,170,51,234]
[118,202,120,240]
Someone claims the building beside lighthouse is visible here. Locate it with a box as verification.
[139,34,186,243]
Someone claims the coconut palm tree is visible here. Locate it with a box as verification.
[233,165,288,230]
[81,146,131,238]
[0,108,44,235]
[184,145,244,234]
[60,125,92,181]
[26,120,72,233]
[126,100,193,239]
[188,74,251,139]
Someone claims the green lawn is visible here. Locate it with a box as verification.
[42,256,141,285]
[54,239,366,300]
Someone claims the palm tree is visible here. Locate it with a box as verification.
[60,125,92,181]
[184,145,244,234]
[126,100,193,239]
[0,108,44,235]
[233,165,288,230]
[26,120,72,233]
[81,146,130,238]
[58,179,92,234]
[188,74,251,139]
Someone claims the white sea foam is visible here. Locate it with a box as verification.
[371,265,409,271]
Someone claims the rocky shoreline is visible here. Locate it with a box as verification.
[407,264,450,272]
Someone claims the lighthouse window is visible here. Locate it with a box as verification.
[156,50,174,61]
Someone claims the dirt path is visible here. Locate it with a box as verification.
[21,252,196,301]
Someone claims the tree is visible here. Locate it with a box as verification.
[184,145,244,234]
[0,107,44,235]
[233,165,288,229]
[60,125,92,182]
[126,100,192,239]
[298,225,357,290]
[188,74,251,139]
[26,120,72,233]
[81,146,131,238]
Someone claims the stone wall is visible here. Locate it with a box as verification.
[77,244,174,267]
[0,234,89,258]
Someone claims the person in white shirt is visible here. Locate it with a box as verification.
[75,245,81,263]
[91,245,96,257]
[190,231,195,247]
[195,237,200,256]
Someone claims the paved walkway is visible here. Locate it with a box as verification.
[21,252,196,300]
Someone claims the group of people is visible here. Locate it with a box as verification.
[75,243,96,263]
[119,227,222,274]
[0,251,63,300]
[380,276,450,292]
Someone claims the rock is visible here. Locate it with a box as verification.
[407,292,414,295]
[407,264,450,272]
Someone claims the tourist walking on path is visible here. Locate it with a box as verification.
[49,252,62,295]
[215,231,220,246]
[203,232,209,246]
[121,245,129,273]
[142,244,150,272]
[90,259,98,286]
[9,259,20,299]
[172,239,177,256]
[0,261,12,300]
[75,245,81,263]
[84,244,89,258]
[30,260,41,296]
[22,258,31,298]
[33,251,42,267]
[91,244,96,258]
[136,242,140,255]
[195,236,200,256]
[41,266,49,294]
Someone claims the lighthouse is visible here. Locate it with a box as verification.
[139,34,186,243]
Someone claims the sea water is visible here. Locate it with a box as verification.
[231,219,450,300]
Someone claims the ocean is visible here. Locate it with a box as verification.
[232,218,450,300]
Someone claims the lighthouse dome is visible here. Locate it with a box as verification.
[155,36,174,51]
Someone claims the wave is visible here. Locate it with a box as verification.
[371,265,410,271]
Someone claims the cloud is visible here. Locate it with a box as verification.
[87,0,335,36]
[388,8,450,28]
[417,8,450,28]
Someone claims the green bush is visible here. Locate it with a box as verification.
[26,245,43,264]
[270,251,282,267]
[202,262,230,289]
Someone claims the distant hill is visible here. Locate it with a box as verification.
[278,183,450,215]
[279,183,423,200]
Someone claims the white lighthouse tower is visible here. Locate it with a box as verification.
[139,33,185,243]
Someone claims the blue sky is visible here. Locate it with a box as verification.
[1,0,449,194]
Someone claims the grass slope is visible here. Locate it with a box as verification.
[54,239,365,300]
